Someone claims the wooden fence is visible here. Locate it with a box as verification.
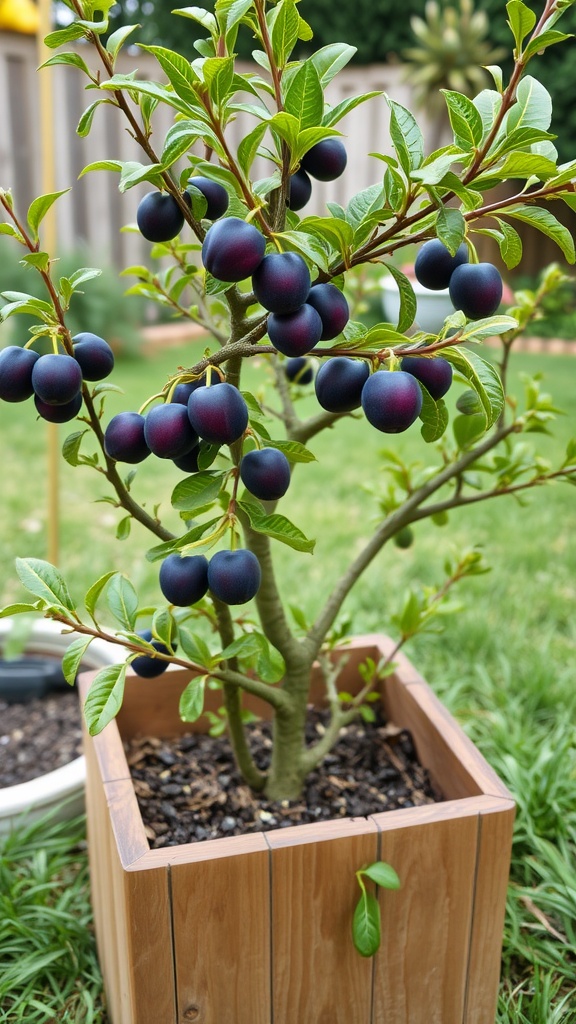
[0,31,571,276]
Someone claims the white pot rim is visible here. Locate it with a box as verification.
[0,617,119,832]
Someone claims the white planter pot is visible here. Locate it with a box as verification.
[381,275,455,335]
[0,618,119,833]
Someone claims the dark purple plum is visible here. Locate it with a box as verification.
[414,240,468,291]
[314,356,369,413]
[207,549,261,605]
[361,370,423,433]
[201,217,266,283]
[131,629,172,678]
[301,139,347,181]
[252,252,311,315]
[240,447,291,501]
[285,357,315,385]
[186,176,229,220]
[400,355,453,400]
[136,191,184,243]
[144,403,199,460]
[0,345,40,402]
[306,283,349,340]
[187,382,248,444]
[173,444,201,473]
[288,168,312,211]
[159,553,209,606]
[267,303,323,357]
[34,392,82,423]
[104,411,151,464]
[449,262,503,320]
[170,375,208,405]
[31,353,82,405]
[72,332,115,381]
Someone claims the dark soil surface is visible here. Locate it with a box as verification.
[0,691,83,788]
[126,706,443,848]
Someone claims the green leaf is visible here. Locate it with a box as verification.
[84,663,127,736]
[106,574,139,631]
[106,23,141,62]
[62,430,89,467]
[495,219,523,269]
[118,161,164,193]
[411,149,466,186]
[238,121,269,176]
[100,75,193,117]
[79,160,123,178]
[381,265,417,333]
[459,315,518,342]
[213,0,253,34]
[498,152,558,180]
[146,518,222,562]
[284,61,324,130]
[503,204,575,263]
[15,558,75,612]
[294,126,340,160]
[178,628,213,667]
[505,76,552,134]
[171,471,225,512]
[506,0,536,53]
[262,438,316,463]
[523,29,572,61]
[20,252,51,271]
[273,230,329,272]
[179,674,207,722]
[62,636,94,686]
[161,121,207,169]
[116,516,131,540]
[237,500,315,553]
[352,890,381,958]
[271,0,300,67]
[435,207,465,256]
[442,347,504,428]
[310,43,357,86]
[441,90,483,150]
[0,602,42,618]
[174,5,218,34]
[203,56,235,107]
[27,190,71,239]
[419,388,449,443]
[40,51,93,77]
[322,91,381,129]
[453,412,486,449]
[152,607,177,649]
[44,23,86,48]
[269,111,300,151]
[361,862,401,889]
[84,571,117,622]
[140,46,200,107]
[387,98,424,175]
[0,223,22,240]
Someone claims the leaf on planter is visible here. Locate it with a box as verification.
[84,663,127,735]
[15,558,76,613]
[62,636,94,686]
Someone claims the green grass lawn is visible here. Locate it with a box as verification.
[0,343,575,1022]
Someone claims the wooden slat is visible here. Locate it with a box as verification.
[371,806,480,1024]
[170,833,271,1024]
[464,798,516,1024]
[266,818,378,1024]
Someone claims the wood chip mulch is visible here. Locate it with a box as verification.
[125,705,443,848]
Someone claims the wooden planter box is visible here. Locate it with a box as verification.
[79,634,514,1024]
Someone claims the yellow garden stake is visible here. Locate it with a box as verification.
[0,0,40,34]
[36,0,60,566]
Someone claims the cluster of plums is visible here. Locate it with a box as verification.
[0,332,114,422]
[414,239,503,320]
[136,175,230,243]
[287,138,348,212]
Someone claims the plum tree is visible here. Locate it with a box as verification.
[187,382,249,444]
[414,240,468,290]
[252,252,311,314]
[314,356,369,413]
[159,553,209,606]
[267,303,323,357]
[361,370,423,433]
[285,357,315,384]
[301,139,347,181]
[201,217,266,282]
[240,447,291,501]
[0,345,40,402]
[400,355,453,400]
[144,403,199,459]
[207,548,262,604]
[31,353,82,405]
[131,629,172,677]
[104,411,151,463]
[34,392,83,423]
[449,263,503,319]
[186,176,229,220]
[136,190,184,242]
[306,283,349,340]
[72,332,115,381]
[288,168,312,211]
